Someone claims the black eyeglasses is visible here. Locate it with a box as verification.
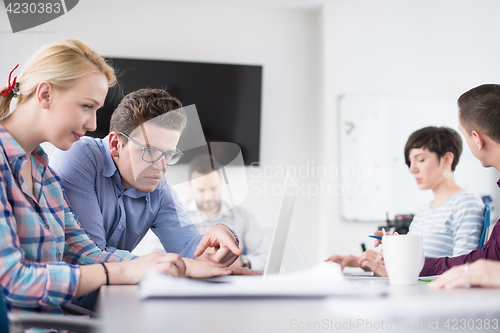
[118,132,184,165]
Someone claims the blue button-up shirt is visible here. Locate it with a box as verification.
[49,136,202,258]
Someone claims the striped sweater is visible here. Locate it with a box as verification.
[408,190,484,257]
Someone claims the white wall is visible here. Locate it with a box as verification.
[1,0,500,270]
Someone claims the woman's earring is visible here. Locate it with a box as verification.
[444,171,451,179]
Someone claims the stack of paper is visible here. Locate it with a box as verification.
[139,262,388,299]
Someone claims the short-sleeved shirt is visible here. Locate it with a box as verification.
[0,125,135,315]
[408,190,484,257]
[49,136,202,258]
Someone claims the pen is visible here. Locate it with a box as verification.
[369,227,394,240]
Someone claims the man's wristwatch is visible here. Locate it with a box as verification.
[228,227,240,247]
[217,223,240,247]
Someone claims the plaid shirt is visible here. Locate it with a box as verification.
[0,125,135,315]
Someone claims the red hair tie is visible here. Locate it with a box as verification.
[1,64,20,97]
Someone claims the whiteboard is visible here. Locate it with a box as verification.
[339,95,496,222]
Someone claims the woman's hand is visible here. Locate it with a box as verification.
[357,250,388,276]
[116,252,186,284]
[326,250,384,273]
[326,254,362,271]
[184,258,261,278]
[77,252,186,297]
[372,230,393,247]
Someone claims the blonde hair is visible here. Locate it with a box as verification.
[0,39,116,119]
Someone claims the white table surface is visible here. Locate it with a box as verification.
[98,277,500,333]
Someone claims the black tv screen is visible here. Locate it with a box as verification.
[89,57,262,165]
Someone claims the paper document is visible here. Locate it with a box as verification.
[139,262,388,299]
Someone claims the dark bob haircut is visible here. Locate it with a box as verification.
[404,126,463,171]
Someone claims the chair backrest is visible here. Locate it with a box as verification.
[479,203,492,250]
[0,295,10,333]
[0,294,98,333]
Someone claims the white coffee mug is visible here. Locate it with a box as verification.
[382,234,424,285]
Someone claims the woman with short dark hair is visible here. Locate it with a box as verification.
[403,126,484,257]
[327,126,485,271]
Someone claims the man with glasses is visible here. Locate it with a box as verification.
[50,89,245,281]
[119,129,183,167]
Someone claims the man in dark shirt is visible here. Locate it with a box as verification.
[420,84,500,277]
[426,84,500,287]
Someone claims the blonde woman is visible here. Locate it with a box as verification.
[0,40,230,316]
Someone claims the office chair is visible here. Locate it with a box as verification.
[479,203,492,250]
[1,294,9,333]
[1,295,100,333]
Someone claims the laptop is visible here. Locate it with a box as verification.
[201,171,297,281]
[262,171,297,275]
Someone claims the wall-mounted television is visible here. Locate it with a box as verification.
[88,57,263,165]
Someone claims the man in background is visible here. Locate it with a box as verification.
[136,154,270,271]
[186,155,270,271]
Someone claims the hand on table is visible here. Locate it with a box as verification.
[326,250,387,276]
[326,254,363,271]
[123,252,186,283]
[430,259,500,289]
[184,258,261,278]
[358,249,387,277]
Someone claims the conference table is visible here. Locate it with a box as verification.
[97,276,500,333]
